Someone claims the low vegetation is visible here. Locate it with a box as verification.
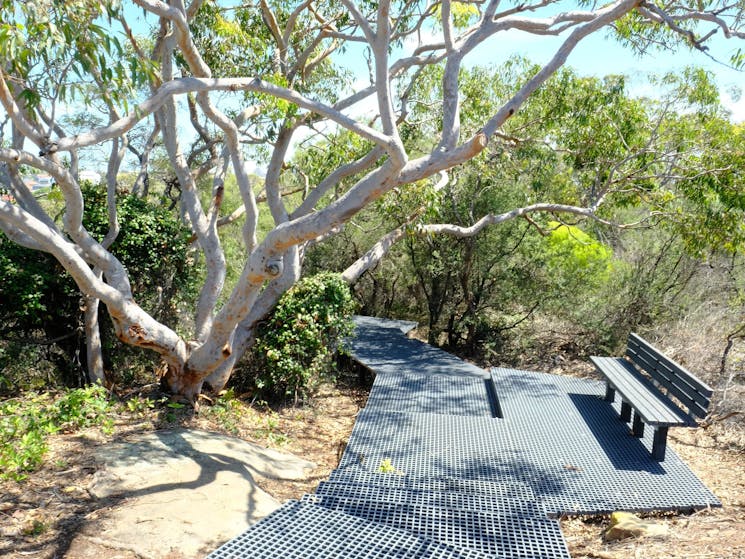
[0,385,113,481]
[246,273,356,402]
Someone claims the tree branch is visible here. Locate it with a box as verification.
[55,77,397,155]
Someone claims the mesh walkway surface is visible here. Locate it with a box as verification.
[490,367,720,514]
[206,500,488,559]
[303,492,568,559]
[365,371,499,417]
[339,373,719,515]
[206,316,719,558]
[349,316,490,380]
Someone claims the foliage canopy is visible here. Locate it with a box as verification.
[0,0,743,398]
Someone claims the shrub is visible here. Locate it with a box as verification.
[0,237,80,337]
[0,238,86,387]
[0,187,195,387]
[544,221,614,287]
[249,273,356,402]
[82,189,194,300]
[0,385,113,481]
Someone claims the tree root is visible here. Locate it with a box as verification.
[78,535,157,559]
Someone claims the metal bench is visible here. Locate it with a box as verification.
[590,333,713,461]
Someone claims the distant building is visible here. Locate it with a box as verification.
[12,170,102,192]
[79,170,102,184]
[21,174,53,191]
[35,174,53,188]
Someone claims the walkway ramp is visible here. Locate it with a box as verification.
[208,500,485,559]
[206,316,719,559]
[350,316,489,379]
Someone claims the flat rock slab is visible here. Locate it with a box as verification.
[70,429,315,559]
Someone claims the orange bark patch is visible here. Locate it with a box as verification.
[214,185,224,208]
[123,324,163,351]
[181,368,202,386]
[127,324,147,340]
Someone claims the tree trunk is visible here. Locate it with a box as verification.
[84,295,106,384]
[202,246,302,393]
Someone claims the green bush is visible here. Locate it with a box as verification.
[0,235,85,386]
[0,237,80,336]
[544,221,614,286]
[0,385,113,481]
[82,189,193,299]
[0,186,195,387]
[249,273,356,402]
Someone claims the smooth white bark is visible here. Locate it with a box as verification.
[0,0,741,396]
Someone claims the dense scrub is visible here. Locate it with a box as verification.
[0,187,194,389]
[302,63,744,426]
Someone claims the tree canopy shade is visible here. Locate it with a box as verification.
[0,0,744,399]
[302,61,744,356]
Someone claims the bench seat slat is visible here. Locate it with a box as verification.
[628,334,713,394]
[628,334,713,395]
[626,336,711,418]
[590,356,693,427]
[628,347,711,405]
[627,347,710,418]
[628,340,714,398]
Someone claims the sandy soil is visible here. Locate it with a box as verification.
[562,424,745,559]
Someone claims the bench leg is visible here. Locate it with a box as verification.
[652,427,669,461]
[620,401,632,423]
[632,412,645,438]
[604,384,615,403]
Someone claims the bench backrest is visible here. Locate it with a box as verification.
[626,333,713,420]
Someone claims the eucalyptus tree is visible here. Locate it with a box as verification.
[0,0,743,399]
[305,62,744,351]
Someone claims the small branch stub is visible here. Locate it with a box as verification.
[265,257,283,276]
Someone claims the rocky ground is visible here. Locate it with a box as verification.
[1,375,743,559]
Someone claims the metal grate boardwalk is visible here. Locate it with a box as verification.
[206,316,719,558]
[348,316,490,380]
[314,479,540,514]
[490,367,720,514]
[365,371,499,417]
[206,500,487,559]
[303,493,569,559]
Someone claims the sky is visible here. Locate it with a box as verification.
[67,2,745,174]
[120,1,744,124]
[473,26,744,122]
[311,14,744,177]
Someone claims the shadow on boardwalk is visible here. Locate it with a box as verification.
[205,316,720,559]
[347,316,719,516]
